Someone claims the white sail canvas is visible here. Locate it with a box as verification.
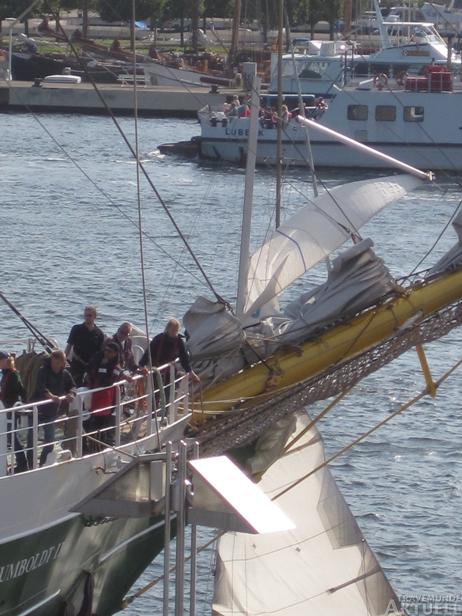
[245,174,421,318]
[212,413,403,615]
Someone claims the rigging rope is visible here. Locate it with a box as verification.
[274,353,462,500]
[131,0,161,451]
[409,196,462,274]
[195,296,462,453]
[122,532,221,607]
[0,80,206,288]
[0,290,56,351]
[45,2,225,305]
[122,343,462,608]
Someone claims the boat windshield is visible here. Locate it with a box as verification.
[384,22,444,44]
[279,57,342,80]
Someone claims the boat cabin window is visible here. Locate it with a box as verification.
[347,105,368,121]
[403,105,424,122]
[298,61,329,79]
[375,105,396,121]
[261,94,315,111]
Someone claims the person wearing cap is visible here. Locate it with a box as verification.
[27,349,76,467]
[0,352,27,472]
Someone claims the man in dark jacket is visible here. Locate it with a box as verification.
[65,305,104,386]
[139,318,199,382]
[112,322,136,371]
[27,350,76,467]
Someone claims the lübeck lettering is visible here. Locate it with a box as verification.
[0,542,63,583]
[224,128,264,137]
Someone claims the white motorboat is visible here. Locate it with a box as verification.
[198,65,462,170]
[270,21,460,96]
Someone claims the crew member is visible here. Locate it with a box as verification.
[139,318,200,393]
[85,341,128,445]
[65,305,104,386]
[0,351,27,472]
[28,350,76,467]
[112,322,136,371]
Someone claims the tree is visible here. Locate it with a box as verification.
[50,0,98,38]
[191,0,201,51]
[97,0,161,50]
[322,0,340,39]
[308,0,325,38]
[46,0,74,33]
[0,0,43,35]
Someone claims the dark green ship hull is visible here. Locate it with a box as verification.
[0,512,167,615]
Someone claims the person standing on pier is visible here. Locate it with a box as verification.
[65,306,104,386]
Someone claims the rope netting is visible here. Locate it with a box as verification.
[196,299,462,455]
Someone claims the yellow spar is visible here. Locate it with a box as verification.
[197,268,462,414]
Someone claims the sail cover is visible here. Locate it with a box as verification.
[212,413,403,616]
[244,174,421,318]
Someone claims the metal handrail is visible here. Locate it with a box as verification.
[0,361,190,475]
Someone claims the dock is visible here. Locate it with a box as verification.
[0,81,232,117]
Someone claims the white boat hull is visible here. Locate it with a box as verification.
[0,416,188,615]
[199,87,462,170]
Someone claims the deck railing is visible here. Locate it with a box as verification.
[0,362,190,477]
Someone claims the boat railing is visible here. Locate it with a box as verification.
[0,362,190,477]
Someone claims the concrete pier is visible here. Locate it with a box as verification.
[0,81,232,117]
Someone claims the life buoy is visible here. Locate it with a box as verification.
[373,73,388,90]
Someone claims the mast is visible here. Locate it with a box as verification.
[191,0,200,53]
[372,0,391,49]
[275,0,284,229]
[236,69,261,318]
[343,0,352,37]
[229,0,241,67]
[286,9,318,197]
[82,0,89,38]
[296,115,433,181]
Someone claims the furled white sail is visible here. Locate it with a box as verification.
[244,174,421,318]
[212,413,403,616]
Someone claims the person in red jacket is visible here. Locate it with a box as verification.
[85,341,127,445]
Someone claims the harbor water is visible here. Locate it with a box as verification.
[1,112,462,614]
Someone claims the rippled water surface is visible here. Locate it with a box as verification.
[1,112,462,614]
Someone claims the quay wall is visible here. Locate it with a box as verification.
[0,82,232,117]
